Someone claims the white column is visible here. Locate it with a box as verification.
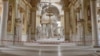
[77,11,83,45]
[0,0,9,44]
[80,0,86,45]
[64,10,66,40]
[90,0,99,46]
[32,11,36,33]
[64,8,70,41]
[31,10,36,40]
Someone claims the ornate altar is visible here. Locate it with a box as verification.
[35,3,65,42]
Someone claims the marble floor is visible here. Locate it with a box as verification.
[0,43,99,56]
[0,52,19,56]
[0,46,98,56]
[0,51,98,56]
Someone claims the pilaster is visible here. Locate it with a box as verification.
[90,0,99,46]
[0,0,9,45]
[64,7,70,41]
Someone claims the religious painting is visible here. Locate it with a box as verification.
[7,5,12,33]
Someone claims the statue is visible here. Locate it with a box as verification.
[35,7,65,41]
[36,22,65,41]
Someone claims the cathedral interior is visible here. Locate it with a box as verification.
[0,0,100,56]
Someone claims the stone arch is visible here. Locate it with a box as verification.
[41,4,60,16]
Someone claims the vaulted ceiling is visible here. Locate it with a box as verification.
[26,0,40,7]
[26,0,70,8]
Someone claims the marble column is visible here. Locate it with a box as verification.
[64,8,70,41]
[81,0,86,45]
[13,1,19,45]
[90,0,99,46]
[27,12,32,41]
[0,0,9,45]
[76,9,83,45]
[31,9,36,40]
